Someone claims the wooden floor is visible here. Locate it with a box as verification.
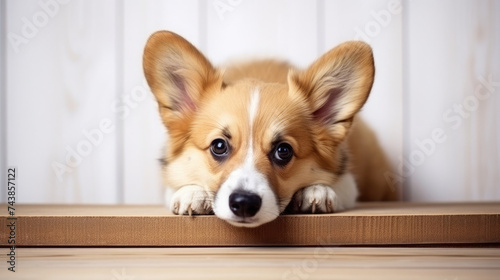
[2,247,500,280]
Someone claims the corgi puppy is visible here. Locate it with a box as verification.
[143,31,396,228]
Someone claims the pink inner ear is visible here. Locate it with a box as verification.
[313,88,341,124]
[172,72,196,113]
[179,89,196,113]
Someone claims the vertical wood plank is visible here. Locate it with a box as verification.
[115,0,124,203]
[405,0,500,201]
[0,0,6,203]
[206,0,318,68]
[323,0,404,197]
[122,0,201,204]
[6,0,119,203]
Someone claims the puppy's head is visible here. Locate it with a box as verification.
[144,31,374,227]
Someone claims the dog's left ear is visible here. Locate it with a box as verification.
[288,41,375,142]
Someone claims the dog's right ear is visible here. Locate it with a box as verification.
[143,31,223,128]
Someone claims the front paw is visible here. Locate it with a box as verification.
[170,185,213,215]
[288,185,338,214]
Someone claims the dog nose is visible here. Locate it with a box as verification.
[229,190,262,218]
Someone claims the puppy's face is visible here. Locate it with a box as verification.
[188,82,322,226]
[144,31,374,227]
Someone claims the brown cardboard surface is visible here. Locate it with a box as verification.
[1,202,499,246]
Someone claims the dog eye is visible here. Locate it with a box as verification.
[210,138,230,160]
[271,143,294,166]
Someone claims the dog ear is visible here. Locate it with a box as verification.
[288,41,375,142]
[143,31,223,126]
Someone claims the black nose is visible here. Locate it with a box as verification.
[229,190,262,218]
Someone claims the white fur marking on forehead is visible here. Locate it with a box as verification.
[249,88,260,128]
[245,88,260,167]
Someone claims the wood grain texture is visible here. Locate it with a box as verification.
[1,247,499,280]
[5,0,119,203]
[1,202,499,246]
[405,0,500,201]
[0,0,6,203]
[205,0,318,68]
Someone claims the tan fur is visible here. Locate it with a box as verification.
[143,31,224,158]
[222,61,396,201]
[143,30,397,213]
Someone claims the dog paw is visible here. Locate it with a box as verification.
[288,185,338,214]
[170,185,213,215]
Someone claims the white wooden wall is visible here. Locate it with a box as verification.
[405,0,500,201]
[0,0,5,203]
[0,0,498,204]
